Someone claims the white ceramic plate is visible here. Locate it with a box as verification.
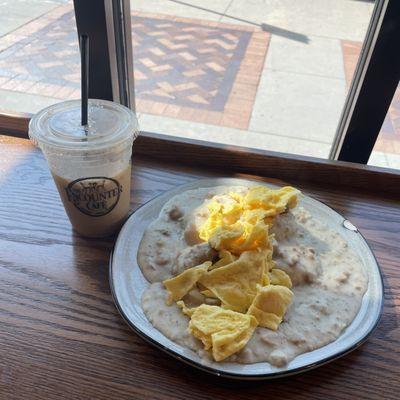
[109,178,383,379]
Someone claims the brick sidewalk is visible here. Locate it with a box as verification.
[0,3,269,130]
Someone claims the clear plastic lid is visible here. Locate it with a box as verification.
[29,99,139,152]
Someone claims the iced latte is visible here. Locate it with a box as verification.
[29,99,139,237]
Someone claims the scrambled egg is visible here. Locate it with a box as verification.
[163,261,211,305]
[198,250,269,313]
[247,285,293,330]
[198,185,299,255]
[269,268,292,288]
[178,302,258,362]
[244,186,299,214]
[161,185,300,362]
[210,250,237,269]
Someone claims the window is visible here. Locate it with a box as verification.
[130,0,375,159]
[0,0,80,112]
[1,0,399,170]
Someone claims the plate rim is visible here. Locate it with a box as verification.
[109,177,384,380]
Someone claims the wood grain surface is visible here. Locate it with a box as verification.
[0,135,399,400]
[0,111,30,138]
[133,131,400,198]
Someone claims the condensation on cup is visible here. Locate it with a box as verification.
[29,99,139,237]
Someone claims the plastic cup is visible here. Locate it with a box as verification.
[29,99,139,238]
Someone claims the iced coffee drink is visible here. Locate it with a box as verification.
[52,166,131,237]
[29,99,139,237]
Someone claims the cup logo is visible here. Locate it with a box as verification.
[66,177,122,217]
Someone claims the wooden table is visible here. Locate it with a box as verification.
[0,135,399,400]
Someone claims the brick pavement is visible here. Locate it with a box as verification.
[0,4,270,130]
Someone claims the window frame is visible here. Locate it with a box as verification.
[73,0,135,108]
[330,0,400,163]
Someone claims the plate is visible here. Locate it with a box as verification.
[109,178,383,379]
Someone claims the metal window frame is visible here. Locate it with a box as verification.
[330,0,400,163]
[73,0,135,109]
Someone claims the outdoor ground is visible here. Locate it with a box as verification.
[1,0,399,168]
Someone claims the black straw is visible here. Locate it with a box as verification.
[80,34,89,127]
